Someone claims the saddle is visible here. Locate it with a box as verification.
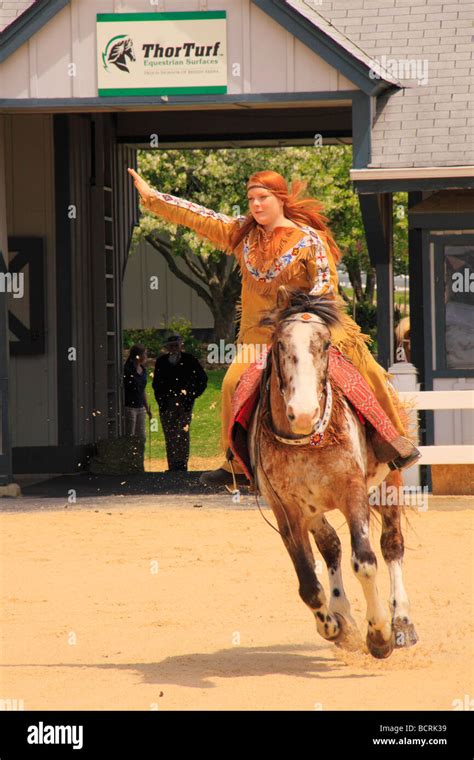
[228,346,408,484]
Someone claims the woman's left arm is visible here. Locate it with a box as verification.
[305,233,338,298]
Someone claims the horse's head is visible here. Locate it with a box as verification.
[124,38,136,62]
[107,37,136,71]
[261,286,342,435]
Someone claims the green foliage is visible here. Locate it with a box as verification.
[123,319,205,361]
[133,145,365,258]
[145,368,225,459]
[123,328,162,358]
[347,300,378,344]
[164,316,205,361]
[131,145,409,324]
[393,192,409,276]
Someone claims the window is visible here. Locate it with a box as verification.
[443,244,474,370]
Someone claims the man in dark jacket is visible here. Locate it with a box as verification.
[152,334,208,471]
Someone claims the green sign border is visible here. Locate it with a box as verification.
[97,12,226,21]
[97,11,227,97]
[98,87,227,96]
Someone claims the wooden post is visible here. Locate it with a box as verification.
[359,192,394,369]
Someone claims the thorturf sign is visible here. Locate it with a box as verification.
[97,11,227,96]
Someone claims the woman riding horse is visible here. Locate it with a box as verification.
[128,167,419,485]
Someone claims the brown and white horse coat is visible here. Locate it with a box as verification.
[249,287,418,658]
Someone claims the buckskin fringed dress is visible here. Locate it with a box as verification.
[142,189,408,472]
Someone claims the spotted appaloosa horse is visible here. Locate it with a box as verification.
[248,287,418,659]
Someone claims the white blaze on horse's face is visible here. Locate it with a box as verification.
[277,320,330,435]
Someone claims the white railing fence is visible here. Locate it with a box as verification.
[389,363,474,488]
[397,389,474,466]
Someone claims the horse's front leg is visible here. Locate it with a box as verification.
[345,487,394,659]
[309,514,363,650]
[379,473,418,648]
[275,509,344,643]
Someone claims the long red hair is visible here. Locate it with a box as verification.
[229,170,342,264]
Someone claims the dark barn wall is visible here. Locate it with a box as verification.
[4,114,58,449]
[67,114,137,449]
[89,115,137,441]
[11,113,138,473]
[69,114,96,446]
[112,139,139,432]
[114,141,138,284]
[61,114,137,450]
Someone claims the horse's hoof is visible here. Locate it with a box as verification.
[332,613,364,651]
[393,618,419,648]
[316,612,341,641]
[367,629,394,659]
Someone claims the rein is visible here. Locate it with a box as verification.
[253,355,300,550]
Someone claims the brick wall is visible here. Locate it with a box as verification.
[0,1,35,33]
[318,0,473,167]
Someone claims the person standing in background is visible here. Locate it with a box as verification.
[153,334,208,472]
[123,344,152,440]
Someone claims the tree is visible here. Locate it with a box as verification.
[132,148,257,342]
[131,145,408,340]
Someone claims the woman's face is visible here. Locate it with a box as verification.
[247,187,283,225]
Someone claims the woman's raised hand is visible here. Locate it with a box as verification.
[128,168,153,206]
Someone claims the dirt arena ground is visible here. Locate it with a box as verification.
[0,493,472,711]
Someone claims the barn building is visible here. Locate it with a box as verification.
[0,0,472,487]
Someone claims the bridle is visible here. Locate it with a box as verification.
[251,310,333,549]
[263,312,333,448]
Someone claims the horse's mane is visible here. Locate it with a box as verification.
[260,289,343,330]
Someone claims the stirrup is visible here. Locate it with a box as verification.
[225,457,239,495]
[388,448,422,471]
[199,467,248,487]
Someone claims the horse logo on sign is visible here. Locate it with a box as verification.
[102,35,136,73]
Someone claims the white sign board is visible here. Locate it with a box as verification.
[97,11,227,96]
